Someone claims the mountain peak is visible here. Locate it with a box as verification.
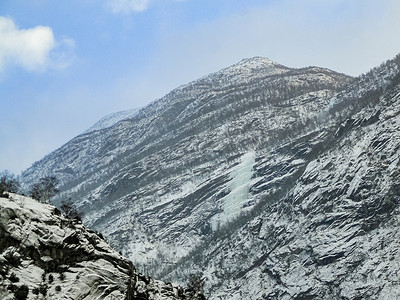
[212,56,288,80]
[237,56,282,67]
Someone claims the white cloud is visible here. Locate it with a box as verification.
[0,16,74,73]
[107,0,152,14]
[106,0,186,14]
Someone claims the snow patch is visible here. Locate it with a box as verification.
[211,151,256,230]
[84,108,140,134]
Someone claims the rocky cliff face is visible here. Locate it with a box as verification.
[165,59,400,299]
[0,193,202,299]
[20,55,400,299]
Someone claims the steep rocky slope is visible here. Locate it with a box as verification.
[165,60,400,299]
[0,193,202,299]
[20,55,400,298]
[20,58,353,269]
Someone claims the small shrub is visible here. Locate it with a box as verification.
[53,207,62,216]
[55,285,62,292]
[29,176,59,203]
[14,284,29,300]
[186,274,205,298]
[9,273,19,283]
[39,284,48,296]
[0,173,20,195]
[60,198,84,221]
[48,274,54,284]
[5,251,21,267]
[32,287,39,295]
[0,265,10,277]
[59,272,66,281]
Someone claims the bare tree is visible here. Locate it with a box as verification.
[0,171,20,197]
[60,198,84,221]
[29,176,59,203]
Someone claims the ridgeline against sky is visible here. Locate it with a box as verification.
[1,0,400,174]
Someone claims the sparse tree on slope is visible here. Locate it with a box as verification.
[29,176,59,203]
[186,274,206,299]
[0,171,20,197]
[60,198,84,221]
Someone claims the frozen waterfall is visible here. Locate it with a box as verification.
[211,151,256,230]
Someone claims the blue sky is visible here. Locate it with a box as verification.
[1,0,400,174]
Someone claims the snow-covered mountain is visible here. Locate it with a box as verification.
[165,59,400,299]
[20,55,400,299]
[0,193,204,299]
[84,108,140,134]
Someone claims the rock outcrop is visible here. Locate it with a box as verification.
[0,193,203,299]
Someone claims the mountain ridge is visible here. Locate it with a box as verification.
[84,108,140,134]
[21,57,353,186]
[20,54,400,299]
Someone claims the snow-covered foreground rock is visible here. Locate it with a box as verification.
[0,194,203,299]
